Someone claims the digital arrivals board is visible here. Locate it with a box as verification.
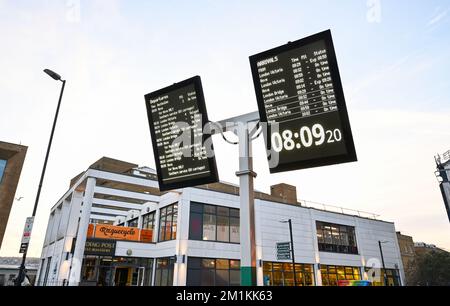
[145,76,219,191]
[250,30,357,173]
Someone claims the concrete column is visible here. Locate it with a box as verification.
[315,264,323,286]
[60,190,83,285]
[309,210,322,286]
[175,193,189,286]
[56,198,71,284]
[68,177,96,286]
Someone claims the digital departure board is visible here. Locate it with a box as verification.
[145,76,219,191]
[250,30,357,173]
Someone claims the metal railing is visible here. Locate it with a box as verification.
[35,279,70,286]
[298,199,381,220]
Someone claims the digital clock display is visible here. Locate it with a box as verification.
[250,30,357,173]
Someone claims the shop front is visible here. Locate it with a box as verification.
[80,224,155,286]
[80,255,153,286]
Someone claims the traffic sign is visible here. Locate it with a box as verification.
[145,76,219,191]
[250,30,357,173]
[19,217,34,254]
[276,242,291,260]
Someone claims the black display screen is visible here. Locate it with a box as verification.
[250,30,357,173]
[145,76,218,191]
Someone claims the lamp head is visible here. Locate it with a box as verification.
[44,69,62,81]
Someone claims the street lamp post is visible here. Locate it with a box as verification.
[378,240,388,286]
[16,69,66,286]
[281,219,297,286]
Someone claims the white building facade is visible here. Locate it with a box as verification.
[36,157,405,286]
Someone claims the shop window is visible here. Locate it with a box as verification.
[158,204,178,242]
[365,268,401,286]
[316,221,358,254]
[320,265,361,286]
[155,257,175,286]
[81,256,98,282]
[263,262,315,286]
[187,257,241,286]
[189,202,240,243]
[79,257,153,286]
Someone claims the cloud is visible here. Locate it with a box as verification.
[427,7,448,26]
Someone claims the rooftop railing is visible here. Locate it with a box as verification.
[298,199,381,220]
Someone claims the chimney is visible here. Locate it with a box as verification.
[270,183,298,205]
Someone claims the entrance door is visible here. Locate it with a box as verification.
[131,267,145,286]
[114,268,130,286]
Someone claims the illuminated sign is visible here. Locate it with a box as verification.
[250,30,357,173]
[145,76,219,191]
[338,280,371,287]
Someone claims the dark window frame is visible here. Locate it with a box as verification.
[142,211,156,230]
[316,221,358,254]
[188,202,240,244]
[127,217,139,228]
[155,257,176,286]
[186,257,241,286]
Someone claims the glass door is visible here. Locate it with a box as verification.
[131,267,145,286]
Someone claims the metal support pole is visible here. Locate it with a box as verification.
[236,123,257,286]
[379,241,387,286]
[209,111,260,286]
[288,219,298,286]
[16,79,66,286]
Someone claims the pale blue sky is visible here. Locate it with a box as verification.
[1,0,449,256]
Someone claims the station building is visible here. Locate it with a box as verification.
[36,157,405,286]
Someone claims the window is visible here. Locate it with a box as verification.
[81,256,98,282]
[142,212,156,230]
[128,218,138,228]
[365,268,401,286]
[189,202,240,243]
[320,265,361,286]
[187,257,241,286]
[0,159,6,183]
[37,259,45,286]
[263,262,315,286]
[158,204,178,242]
[43,257,52,286]
[155,257,175,286]
[141,212,156,242]
[316,221,358,254]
